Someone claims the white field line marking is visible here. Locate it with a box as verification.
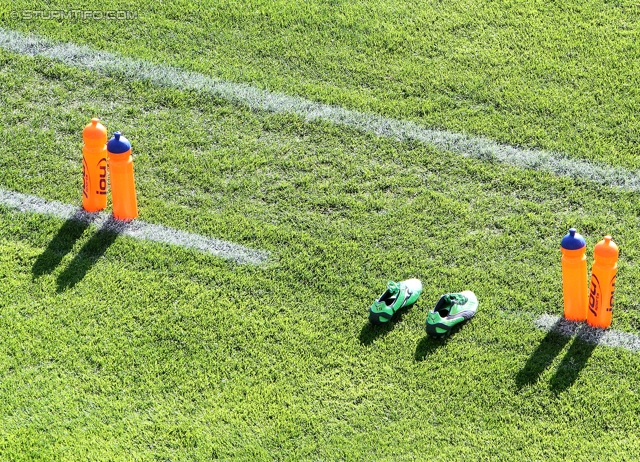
[0,188,269,265]
[1,28,640,191]
[534,314,640,352]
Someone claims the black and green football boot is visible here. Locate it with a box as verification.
[426,291,478,338]
[368,279,422,325]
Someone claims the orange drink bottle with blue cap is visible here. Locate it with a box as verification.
[82,118,108,212]
[107,132,138,221]
[561,228,588,321]
[587,236,619,329]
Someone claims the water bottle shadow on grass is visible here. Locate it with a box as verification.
[55,216,125,292]
[32,210,98,278]
[516,318,603,392]
[515,321,574,390]
[549,326,604,394]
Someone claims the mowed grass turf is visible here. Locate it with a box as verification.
[1,1,640,460]
[2,49,640,460]
[1,0,639,168]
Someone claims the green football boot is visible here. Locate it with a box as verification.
[426,291,478,338]
[368,279,422,325]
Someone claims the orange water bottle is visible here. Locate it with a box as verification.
[82,118,108,212]
[587,236,619,329]
[561,228,588,321]
[107,132,138,221]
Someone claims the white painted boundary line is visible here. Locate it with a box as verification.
[534,314,640,352]
[2,28,640,192]
[0,188,269,265]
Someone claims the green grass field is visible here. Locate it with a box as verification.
[1,1,640,459]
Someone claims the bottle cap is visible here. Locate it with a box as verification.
[107,132,131,154]
[561,228,586,250]
[83,118,107,142]
[594,235,619,259]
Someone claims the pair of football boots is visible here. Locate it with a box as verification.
[368,279,478,338]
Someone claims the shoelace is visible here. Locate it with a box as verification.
[448,294,468,305]
[435,293,467,316]
[386,281,400,295]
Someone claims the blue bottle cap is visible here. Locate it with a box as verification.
[561,228,586,250]
[107,132,131,154]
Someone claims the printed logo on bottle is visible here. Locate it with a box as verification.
[588,274,601,318]
[82,157,90,199]
[97,158,107,195]
[608,275,616,313]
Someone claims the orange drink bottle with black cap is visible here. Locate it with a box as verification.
[561,228,588,321]
[587,236,619,329]
[82,118,108,212]
[107,132,138,221]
